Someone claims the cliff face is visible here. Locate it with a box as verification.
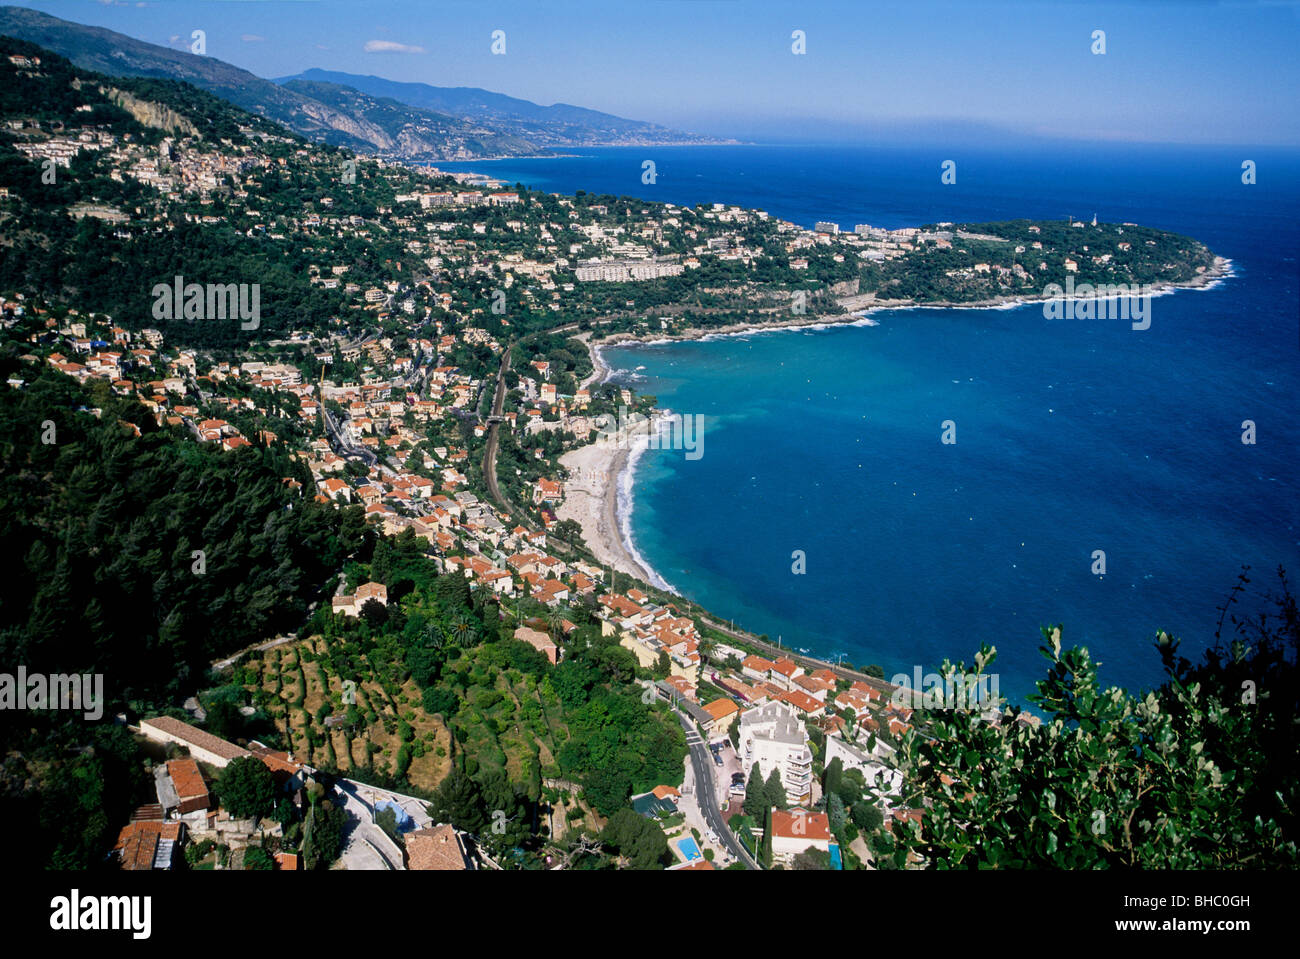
[103,86,198,137]
[291,98,395,151]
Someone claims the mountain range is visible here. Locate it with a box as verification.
[273,68,722,149]
[0,5,723,161]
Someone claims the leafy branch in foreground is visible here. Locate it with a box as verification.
[873,567,1298,868]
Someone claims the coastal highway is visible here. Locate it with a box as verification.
[697,614,898,697]
[675,709,759,870]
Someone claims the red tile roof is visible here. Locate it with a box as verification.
[406,825,470,870]
[770,808,831,842]
[141,716,251,763]
[702,698,740,723]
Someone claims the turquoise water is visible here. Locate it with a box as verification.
[449,144,1300,703]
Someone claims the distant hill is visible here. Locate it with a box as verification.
[275,68,728,147]
[0,5,543,160]
[0,6,723,160]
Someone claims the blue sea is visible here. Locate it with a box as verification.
[442,144,1300,704]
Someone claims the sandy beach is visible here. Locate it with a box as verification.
[555,419,657,585]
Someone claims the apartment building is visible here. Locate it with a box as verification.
[738,700,814,805]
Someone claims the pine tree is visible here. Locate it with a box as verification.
[743,761,767,817]
[765,767,788,811]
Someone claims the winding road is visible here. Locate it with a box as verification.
[675,709,759,870]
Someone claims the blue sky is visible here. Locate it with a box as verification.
[15,0,1300,145]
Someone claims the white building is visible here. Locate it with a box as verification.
[738,701,813,805]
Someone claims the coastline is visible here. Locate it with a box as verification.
[556,254,1234,603]
[589,255,1234,348]
[572,330,610,391]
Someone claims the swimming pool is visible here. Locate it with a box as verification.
[676,837,702,861]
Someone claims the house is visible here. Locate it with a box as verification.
[714,674,766,704]
[679,699,714,731]
[652,785,681,803]
[514,626,558,664]
[794,673,834,701]
[660,674,697,702]
[140,716,251,769]
[776,688,826,719]
[701,698,741,737]
[827,732,900,799]
[531,578,570,608]
[769,656,805,691]
[405,824,473,870]
[249,744,309,796]
[532,478,563,504]
[318,477,352,502]
[769,807,831,864]
[155,758,210,822]
[331,581,388,617]
[115,820,184,870]
[741,654,775,683]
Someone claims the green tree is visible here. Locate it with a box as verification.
[743,762,768,817]
[421,685,459,718]
[765,767,788,811]
[376,805,401,844]
[823,756,843,799]
[827,792,847,834]
[429,767,486,834]
[477,768,530,852]
[761,806,773,869]
[215,756,276,822]
[303,798,347,870]
[359,597,388,630]
[242,845,275,870]
[583,766,632,818]
[791,847,831,870]
[653,651,671,680]
[851,800,883,834]
[600,809,671,869]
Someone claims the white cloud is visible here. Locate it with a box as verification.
[364,40,426,54]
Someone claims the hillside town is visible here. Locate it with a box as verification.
[0,35,1205,876]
